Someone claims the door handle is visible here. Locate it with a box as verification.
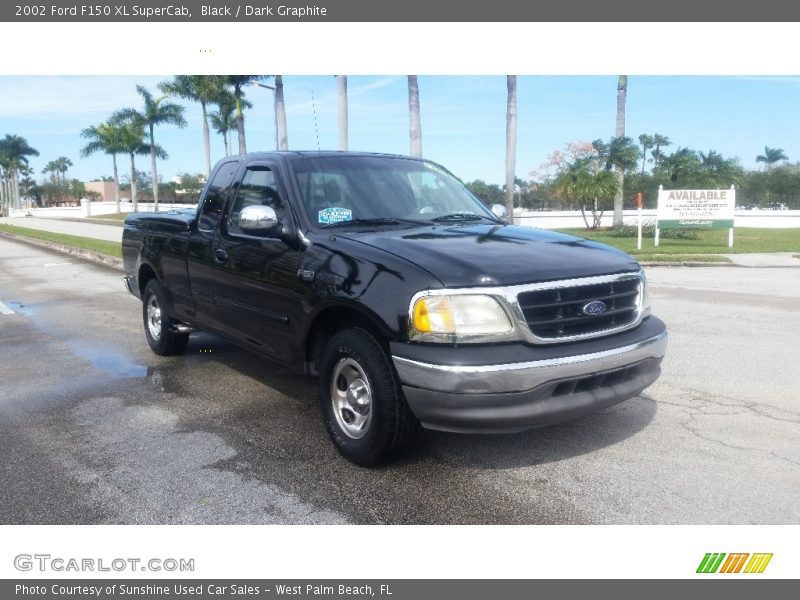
[214,249,228,263]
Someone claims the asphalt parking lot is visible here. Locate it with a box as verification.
[1,236,798,524]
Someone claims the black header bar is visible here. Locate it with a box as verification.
[4,0,800,22]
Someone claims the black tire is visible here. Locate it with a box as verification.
[319,328,419,466]
[142,279,189,356]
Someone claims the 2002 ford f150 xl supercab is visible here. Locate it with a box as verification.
[123,151,667,465]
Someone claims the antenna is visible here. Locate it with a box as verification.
[311,90,321,151]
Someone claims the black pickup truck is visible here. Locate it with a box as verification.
[122,151,667,465]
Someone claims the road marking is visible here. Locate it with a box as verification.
[0,301,14,315]
[43,262,73,267]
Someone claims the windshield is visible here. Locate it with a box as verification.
[291,155,497,227]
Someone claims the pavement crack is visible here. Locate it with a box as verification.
[677,412,800,471]
[655,385,800,424]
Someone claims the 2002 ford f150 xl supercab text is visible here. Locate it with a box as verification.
[122,152,667,465]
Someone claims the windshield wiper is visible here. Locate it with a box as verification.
[319,217,411,229]
[431,212,490,223]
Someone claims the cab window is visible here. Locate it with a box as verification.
[198,161,239,232]
[227,167,285,236]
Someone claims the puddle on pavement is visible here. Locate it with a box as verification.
[4,301,34,316]
[68,342,148,379]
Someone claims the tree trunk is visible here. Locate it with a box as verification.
[223,130,230,157]
[408,76,422,158]
[337,75,348,151]
[130,153,138,212]
[275,75,288,151]
[12,166,20,209]
[112,153,121,213]
[235,86,246,155]
[201,101,211,178]
[613,75,627,227]
[149,124,159,213]
[505,75,517,224]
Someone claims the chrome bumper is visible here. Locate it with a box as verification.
[392,330,667,395]
[392,329,667,433]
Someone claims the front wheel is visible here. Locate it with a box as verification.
[142,279,189,356]
[319,328,418,466]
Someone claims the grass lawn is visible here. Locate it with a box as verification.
[84,212,128,226]
[558,227,800,257]
[0,224,122,257]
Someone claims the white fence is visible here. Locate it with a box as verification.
[9,201,197,219]
[515,209,800,229]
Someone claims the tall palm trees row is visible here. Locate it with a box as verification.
[81,76,289,213]
[0,134,40,216]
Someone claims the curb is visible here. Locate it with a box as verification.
[0,231,123,271]
[639,261,737,268]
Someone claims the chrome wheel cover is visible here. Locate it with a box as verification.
[330,358,373,439]
[146,294,162,341]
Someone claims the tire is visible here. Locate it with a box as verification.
[319,328,419,466]
[142,279,189,356]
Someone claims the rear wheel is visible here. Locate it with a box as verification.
[319,328,418,466]
[142,279,189,356]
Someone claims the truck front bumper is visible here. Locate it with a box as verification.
[391,317,667,433]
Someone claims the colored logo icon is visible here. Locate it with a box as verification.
[696,553,773,574]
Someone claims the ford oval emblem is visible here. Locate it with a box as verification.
[582,300,607,316]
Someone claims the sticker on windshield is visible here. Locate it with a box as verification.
[318,207,352,224]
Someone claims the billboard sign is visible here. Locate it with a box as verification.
[656,187,735,230]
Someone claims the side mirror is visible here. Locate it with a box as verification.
[490,204,508,219]
[238,205,280,235]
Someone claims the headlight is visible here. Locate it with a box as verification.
[410,294,513,342]
[640,272,651,316]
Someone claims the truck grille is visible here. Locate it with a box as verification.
[516,276,641,340]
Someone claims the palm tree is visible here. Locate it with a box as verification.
[53,156,73,185]
[42,161,58,185]
[408,76,422,158]
[116,122,159,212]
[638,133,654,174]
[159,75,226,178]
[337,75,348,151]
[651,133,671,167]
[113,85,186,212]
[612,75,628,226]
[659,147,701,184]
[0,134,39,212]
[225,76,265,154]
[81,122,124,213]
[18,165,37,208]
[209,90,252,157]
[699,150,743,187]
[209,105,235,157]
[275,75,288,151]
[593,137,640,174]
[756,146,788,171]
[505,75,517,222]
[555,158,618,230]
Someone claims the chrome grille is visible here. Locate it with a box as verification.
[516,276,641,340]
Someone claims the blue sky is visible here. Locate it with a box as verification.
[1,75,799,185]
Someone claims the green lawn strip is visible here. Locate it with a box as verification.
[557,227,800,255]
[0,224,122,257]
[633,254,731,263]
[37,216,125,227]
[91,212,128,223]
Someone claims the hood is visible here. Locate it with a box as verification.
[338,224,640,287]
